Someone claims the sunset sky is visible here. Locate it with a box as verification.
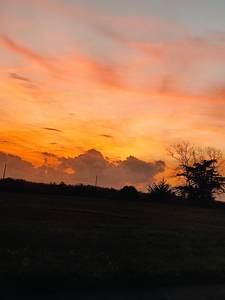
[0,0,225,189]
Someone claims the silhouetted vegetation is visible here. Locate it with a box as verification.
[1,172,225,206]
[119,185,139,200]
[168,141,225,168]
[0,178,121,199]
[147,179,177,202]
[176,159,225,204]
[168,142,225,204]
[1,142,225,206]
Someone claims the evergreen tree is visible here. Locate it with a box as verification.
[148,179,176,201]
[176,159,225,204]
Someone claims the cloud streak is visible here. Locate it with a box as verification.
[100,134,113,138]
[9,72,31,82]
[0,35,57,73]
[42,127,62,133]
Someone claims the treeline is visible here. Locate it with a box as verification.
[0,178,144,201]
[0,173,224,206]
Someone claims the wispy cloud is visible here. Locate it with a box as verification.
[42,127,62,133]
[100,134,113,138]
[0,35,57,73]
[9,73,31,82]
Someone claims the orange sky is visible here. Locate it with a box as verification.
[0,0,225,188]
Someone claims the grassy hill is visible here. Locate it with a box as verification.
[1,191,225,291]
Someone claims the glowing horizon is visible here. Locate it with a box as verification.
[1,0,225,188]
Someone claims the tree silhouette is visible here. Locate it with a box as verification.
[148,179,176,202]
[176,159,225,204]
[168,142,225,171]
[120,185,139,200]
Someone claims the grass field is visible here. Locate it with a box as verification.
[1,191,225,292]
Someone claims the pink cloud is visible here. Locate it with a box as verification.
[0,35,57,72]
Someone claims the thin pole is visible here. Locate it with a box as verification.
[95,175,98,187]
[2,163,6,180]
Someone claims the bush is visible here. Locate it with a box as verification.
[148,179,176,202]
[120,185,139,200]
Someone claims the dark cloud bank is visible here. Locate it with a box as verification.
[0,149,165,190]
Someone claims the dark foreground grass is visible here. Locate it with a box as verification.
[1,191,225,292]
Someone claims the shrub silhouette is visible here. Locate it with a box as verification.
[148,179,176,202]
[120,185,139,200]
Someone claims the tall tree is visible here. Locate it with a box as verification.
[168,141,225,169]
[176,159,225,204]
[168,142,225,184]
